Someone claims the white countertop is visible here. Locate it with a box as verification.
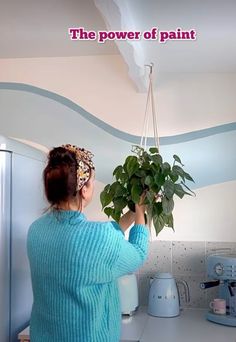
[120,307,236,342]
[19,308,236,342]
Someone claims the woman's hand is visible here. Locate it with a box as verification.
[119,193,147,231]
[135,194,146,225]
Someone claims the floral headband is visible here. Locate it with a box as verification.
[61,144,95,191]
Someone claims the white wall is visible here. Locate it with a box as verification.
[158,180,236,241]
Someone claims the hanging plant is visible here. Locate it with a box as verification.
[100,145,195,235]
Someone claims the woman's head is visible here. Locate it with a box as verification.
[43,144,95,211]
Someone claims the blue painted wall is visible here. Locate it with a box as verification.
[0,82,236,189]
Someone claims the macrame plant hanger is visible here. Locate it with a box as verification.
[140,63,160,153]
[140,63,160,238]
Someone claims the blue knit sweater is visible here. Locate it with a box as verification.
[27,210,149,342]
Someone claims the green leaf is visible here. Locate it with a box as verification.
[113,165,123,180]
[184,171,195,182]
[113,197,127,211]
[111,209,122,222]
[162,162,171,176]
[150,184,160,193]
[131,184,143,203]
[142,163,151,171]
[172,165,185,181]
[120,172,128,184]
[152,202,163,216]
[151,154,163,166]
[124,156,139,177]
[163,180,175,199]
[144,175,154,187]
[150,163,160,173]
[135,169,146,178]
[169,171,179,183]
[149,147,159,154]
[173,154,184,166]
[174,184,189,199]
[154,172,165,186]
[153,214,165,235]
[103,184,110,192]
[100,190,112,209]
[130,176,141,186]
[104,207,113,218]
[165,213,174,229]
[142,151,151,163]
[181,181,196,196]
[146,190,155,204]
[110,181,126,197]
[162,196,174,215]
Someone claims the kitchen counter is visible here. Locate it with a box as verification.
[18,307,236,342]
[121,307,236,342]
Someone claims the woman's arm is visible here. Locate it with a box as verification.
[119,210,135,232]
[119,195,146,232]
[113,201,148,277]
[112,222,149,278]
[134,202,146,225]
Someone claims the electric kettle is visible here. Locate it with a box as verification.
[148,272,190,317]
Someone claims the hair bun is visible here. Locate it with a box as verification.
[48,147,76,167]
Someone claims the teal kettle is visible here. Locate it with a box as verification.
[148,272,190,317]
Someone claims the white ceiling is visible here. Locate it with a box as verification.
[1,0,236,91]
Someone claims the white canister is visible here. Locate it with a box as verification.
[118,273,139,315]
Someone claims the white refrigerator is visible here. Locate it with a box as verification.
[0,135,46,342]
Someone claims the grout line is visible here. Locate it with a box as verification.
[204,240,207,279]
[204,240,208,307]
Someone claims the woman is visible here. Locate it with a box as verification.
[27,144,149,342]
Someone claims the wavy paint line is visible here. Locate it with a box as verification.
[0,82,236,145]
[1,82,236,189]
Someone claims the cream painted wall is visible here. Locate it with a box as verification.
[158,180,236,241]
[0,56,235,137]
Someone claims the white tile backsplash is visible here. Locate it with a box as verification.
[177,275,206,308]
[138,273,151,306]
[137,240,236,309]
[139,240,172,275]
[172,241,206,276]
[206,241,236,257]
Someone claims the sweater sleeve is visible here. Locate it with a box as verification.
[110,220,124,236]
[112,224,149,278]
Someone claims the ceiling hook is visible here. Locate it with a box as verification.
[145,62,154,75]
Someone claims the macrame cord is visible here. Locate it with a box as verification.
[140,63,160,152]
[140,64,160,238]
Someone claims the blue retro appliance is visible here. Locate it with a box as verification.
[148,272,190,317]
[200,254,236,327]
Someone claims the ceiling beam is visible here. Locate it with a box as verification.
[94,0,148,92]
